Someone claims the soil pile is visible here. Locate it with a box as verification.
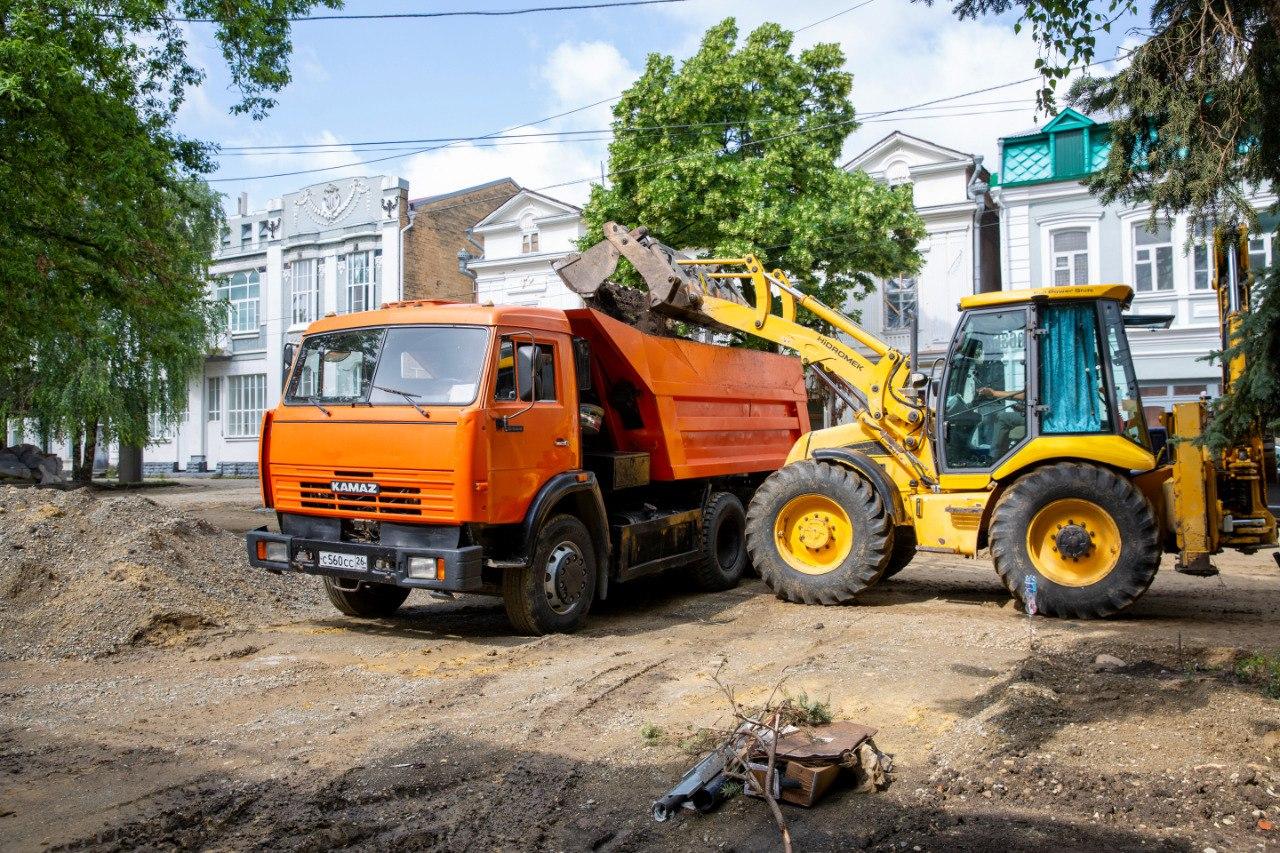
[0,486,323,659]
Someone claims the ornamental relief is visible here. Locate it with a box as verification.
[294,179,371,227]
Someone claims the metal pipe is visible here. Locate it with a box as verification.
[397,203,417,303]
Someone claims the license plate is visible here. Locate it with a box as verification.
[318,551,368,572]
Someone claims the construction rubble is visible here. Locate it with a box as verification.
[0,443,65,485]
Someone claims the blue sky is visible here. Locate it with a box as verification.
[176,0,1146,213]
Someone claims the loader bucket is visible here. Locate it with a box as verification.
[554,222,705,315]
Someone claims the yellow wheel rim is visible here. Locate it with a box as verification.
[773,494,853,575]
[1025,498,1121,587]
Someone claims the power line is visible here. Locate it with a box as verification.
[216,99,1032,153]
[97,0,687,24]
[795,0,880,33]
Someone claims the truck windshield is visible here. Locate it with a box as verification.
[286,326,488,406]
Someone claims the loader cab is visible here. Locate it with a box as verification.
[937,285,1150,474]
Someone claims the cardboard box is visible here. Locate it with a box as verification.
[747,760,842,808]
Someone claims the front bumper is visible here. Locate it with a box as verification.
[245,526,485,592]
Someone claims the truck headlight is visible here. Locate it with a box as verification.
[407,556,445,580]
[256,540,289,563]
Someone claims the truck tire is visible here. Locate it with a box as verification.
[323,577,410,618]
[746,460,891,605]
[503,513,597,635]
[691,492,747,591]
[990,462,1159,619]
[882,526,916,580]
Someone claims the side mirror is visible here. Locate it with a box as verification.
[281,342,298,390]
[573,337,592,392]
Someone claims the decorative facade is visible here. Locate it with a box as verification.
[466,189,585,309]
[146,175,411,474]
[842,132,1002,368]
[994,108,1277,410]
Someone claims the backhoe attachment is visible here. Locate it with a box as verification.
[552,222,743,327]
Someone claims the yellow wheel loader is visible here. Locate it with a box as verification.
[555,223,1277,617]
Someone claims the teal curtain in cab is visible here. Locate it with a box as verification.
[1039,304,1107,433]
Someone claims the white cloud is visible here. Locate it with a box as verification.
[399,40,639,206]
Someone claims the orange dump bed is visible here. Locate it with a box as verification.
[566,309,810,481]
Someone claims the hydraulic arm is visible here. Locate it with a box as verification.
[554,223,936,485]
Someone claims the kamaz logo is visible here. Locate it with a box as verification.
[331,480,380,495]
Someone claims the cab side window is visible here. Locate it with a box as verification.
[495,337,557,403]
[940,309,1028,469]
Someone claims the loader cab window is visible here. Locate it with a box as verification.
[1100,300,1151,449]
[1037,303,1111,436]
[940,308,1029,470]
[495,337,557,403]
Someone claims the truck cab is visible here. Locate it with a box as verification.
[247,299,809,634]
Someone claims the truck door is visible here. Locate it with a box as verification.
[488,332,578,524]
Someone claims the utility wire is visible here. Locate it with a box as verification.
[215,107,1034,156]
[794,0,880,33]
[216,100,1032,153]
[97,0,686,24]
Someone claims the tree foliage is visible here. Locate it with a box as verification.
[0,0,336,479]
[580,18,924,327]
[930,0,1280,448]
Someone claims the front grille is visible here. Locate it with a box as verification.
[271,464,453,521]
[298,481,423,516]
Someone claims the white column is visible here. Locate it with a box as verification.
[323,249,339,315]
[264,243,285,407]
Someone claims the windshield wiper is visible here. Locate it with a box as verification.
[373,384,430,418]
[306,396,332,417]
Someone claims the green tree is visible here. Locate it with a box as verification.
[929,0,1280,447]
[0,0,337,481]
[580,18,924,329]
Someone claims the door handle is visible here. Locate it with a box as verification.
[554,438,569,447]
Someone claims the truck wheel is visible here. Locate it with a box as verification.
[746,460,891,605]
[990,462,1159,619]
[691,492,747,591]
[882,526,916,580]
[503,513,597,635]
[323,577,410,618]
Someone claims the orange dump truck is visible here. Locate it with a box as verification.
[246,300,809,633]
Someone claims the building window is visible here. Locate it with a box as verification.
[220,228,231,248]
[206,377,222,422]
[1051,229,1089,285]
[216,269,261,334]
[341,250,381,313]
[1192,242,1212,290]
[287,258,323,325]
[148,411,169,442]
[226,374,266,438]
[1249,233,1273,275]
[240,222,252,244]
[883,276,917,331]
[521,231,540,254]
[1133,221,1174,292]
[258,220,269,240]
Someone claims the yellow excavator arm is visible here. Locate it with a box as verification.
[554,223,936,484]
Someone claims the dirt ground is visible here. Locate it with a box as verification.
[4,480,1280,852]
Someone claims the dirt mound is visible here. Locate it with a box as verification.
[0,486,323,659]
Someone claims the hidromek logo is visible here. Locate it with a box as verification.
[331,481,380,496]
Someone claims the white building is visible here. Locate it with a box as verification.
[147,175,411,474]
[993,108,1277,412]
[842,132,1002,366]
[467,189,585,308]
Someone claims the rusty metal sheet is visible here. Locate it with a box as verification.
[769,722,877,763]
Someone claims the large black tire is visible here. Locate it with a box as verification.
[745,460,892,605]
[690,492,748,591]
[503,513,597,635]
[990,462,1160,619]
[323,577,410,618]
[882,526,917,580]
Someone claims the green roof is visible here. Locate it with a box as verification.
[997,108,1111,188]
